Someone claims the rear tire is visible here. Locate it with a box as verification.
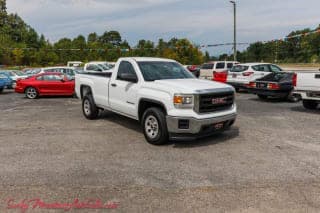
[303,100,318,110]
[142,107,169,145]
[82,95,99,120]
[25,87,38,99]
[258,94,268,100]
[0,87,3,93]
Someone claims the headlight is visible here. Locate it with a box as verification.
[173,94,194,108]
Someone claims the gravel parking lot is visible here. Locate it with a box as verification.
[0,90,320,212]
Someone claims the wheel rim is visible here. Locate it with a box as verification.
[27,88,37,99]
[145,115,159,139]
[83,99,91,116]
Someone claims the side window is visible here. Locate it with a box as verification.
[117,61,138,81]
[252,65,270,72]
[87,65,101,71]
[252,65,259,71]
[227,63,234,69]
[36,76,43,81]
[42,75,63,81]
[270,65,282,72]
[216,62,225,69]
[259,65,271,72]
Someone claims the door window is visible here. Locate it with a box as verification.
[42,74,63,81]
[270,65,282,72]
[252,65,271,72]
[117,61,138,82]
[227,63,234,69]
[216,62,225,69]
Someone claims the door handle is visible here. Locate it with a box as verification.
[111,83,117,87]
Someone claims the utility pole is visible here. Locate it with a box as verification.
[230,1,237,61]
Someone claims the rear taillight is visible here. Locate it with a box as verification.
[247,82,256,88]
[292,73,297,87]
[268,83,280,90]
[242,72,254,76]
[213,71,228,83]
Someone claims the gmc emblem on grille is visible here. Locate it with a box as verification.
[212,97,227,104]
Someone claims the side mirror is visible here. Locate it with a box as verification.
[61,79,65,82]
[120,73,138,83]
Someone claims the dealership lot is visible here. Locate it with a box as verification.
[0,90,320,212]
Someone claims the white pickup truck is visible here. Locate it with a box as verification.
[294,71,320,109]
[75,57,237,145]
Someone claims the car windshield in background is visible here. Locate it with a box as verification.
[14,71,25,76]
[201,63,214,69]
[231,65,249,72]
[0,74,7,78]
[138,62,195,81]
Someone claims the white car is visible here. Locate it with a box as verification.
[199,61,239,80]
[84,61,114,72]
[76,57,237,145]
[227,63,283,91]
[39,67,77,77]
[294,71,320,109]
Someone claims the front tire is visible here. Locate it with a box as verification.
[25,87,38,99]
[303,100,318,110]
[82,95,99,119]
[142,107,169,145]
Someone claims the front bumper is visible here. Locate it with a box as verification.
[166,113,237,140]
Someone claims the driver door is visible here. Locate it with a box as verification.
[109,61,140,117]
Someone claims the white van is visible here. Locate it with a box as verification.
[199,61,239,80]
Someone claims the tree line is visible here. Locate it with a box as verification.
[217,25,320,64]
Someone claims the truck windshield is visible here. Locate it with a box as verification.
[138,62,195,81]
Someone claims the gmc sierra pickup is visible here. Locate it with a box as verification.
[75,57,237,145]
[294,71,320,110]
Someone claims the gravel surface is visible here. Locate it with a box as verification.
[0,90,319,212]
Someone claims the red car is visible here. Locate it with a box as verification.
[15,72,75,99]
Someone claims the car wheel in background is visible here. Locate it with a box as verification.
[288,93,301,103]
[303,100,318,110]
[258,94,268,100]
[82,95,99,120]
[0,87,3,93]
[25,87,38,99]
[142,107,169,145]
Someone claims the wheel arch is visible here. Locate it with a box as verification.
[80,85,92,99]
[138,98,167,122]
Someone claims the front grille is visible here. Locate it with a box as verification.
[196,92,234,113]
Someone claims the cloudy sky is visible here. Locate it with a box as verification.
[6,0,320,54]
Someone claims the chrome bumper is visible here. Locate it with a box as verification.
[166,113,237,134]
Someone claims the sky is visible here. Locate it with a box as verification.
[6,0,320,55]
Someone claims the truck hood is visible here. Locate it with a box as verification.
[153,79,234,94]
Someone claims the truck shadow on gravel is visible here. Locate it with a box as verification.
[290,106,320,114]
[100,110,240,148]
[170,127,240,148]
[100,110,142,133]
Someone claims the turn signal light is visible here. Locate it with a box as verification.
[174,96,183,104]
